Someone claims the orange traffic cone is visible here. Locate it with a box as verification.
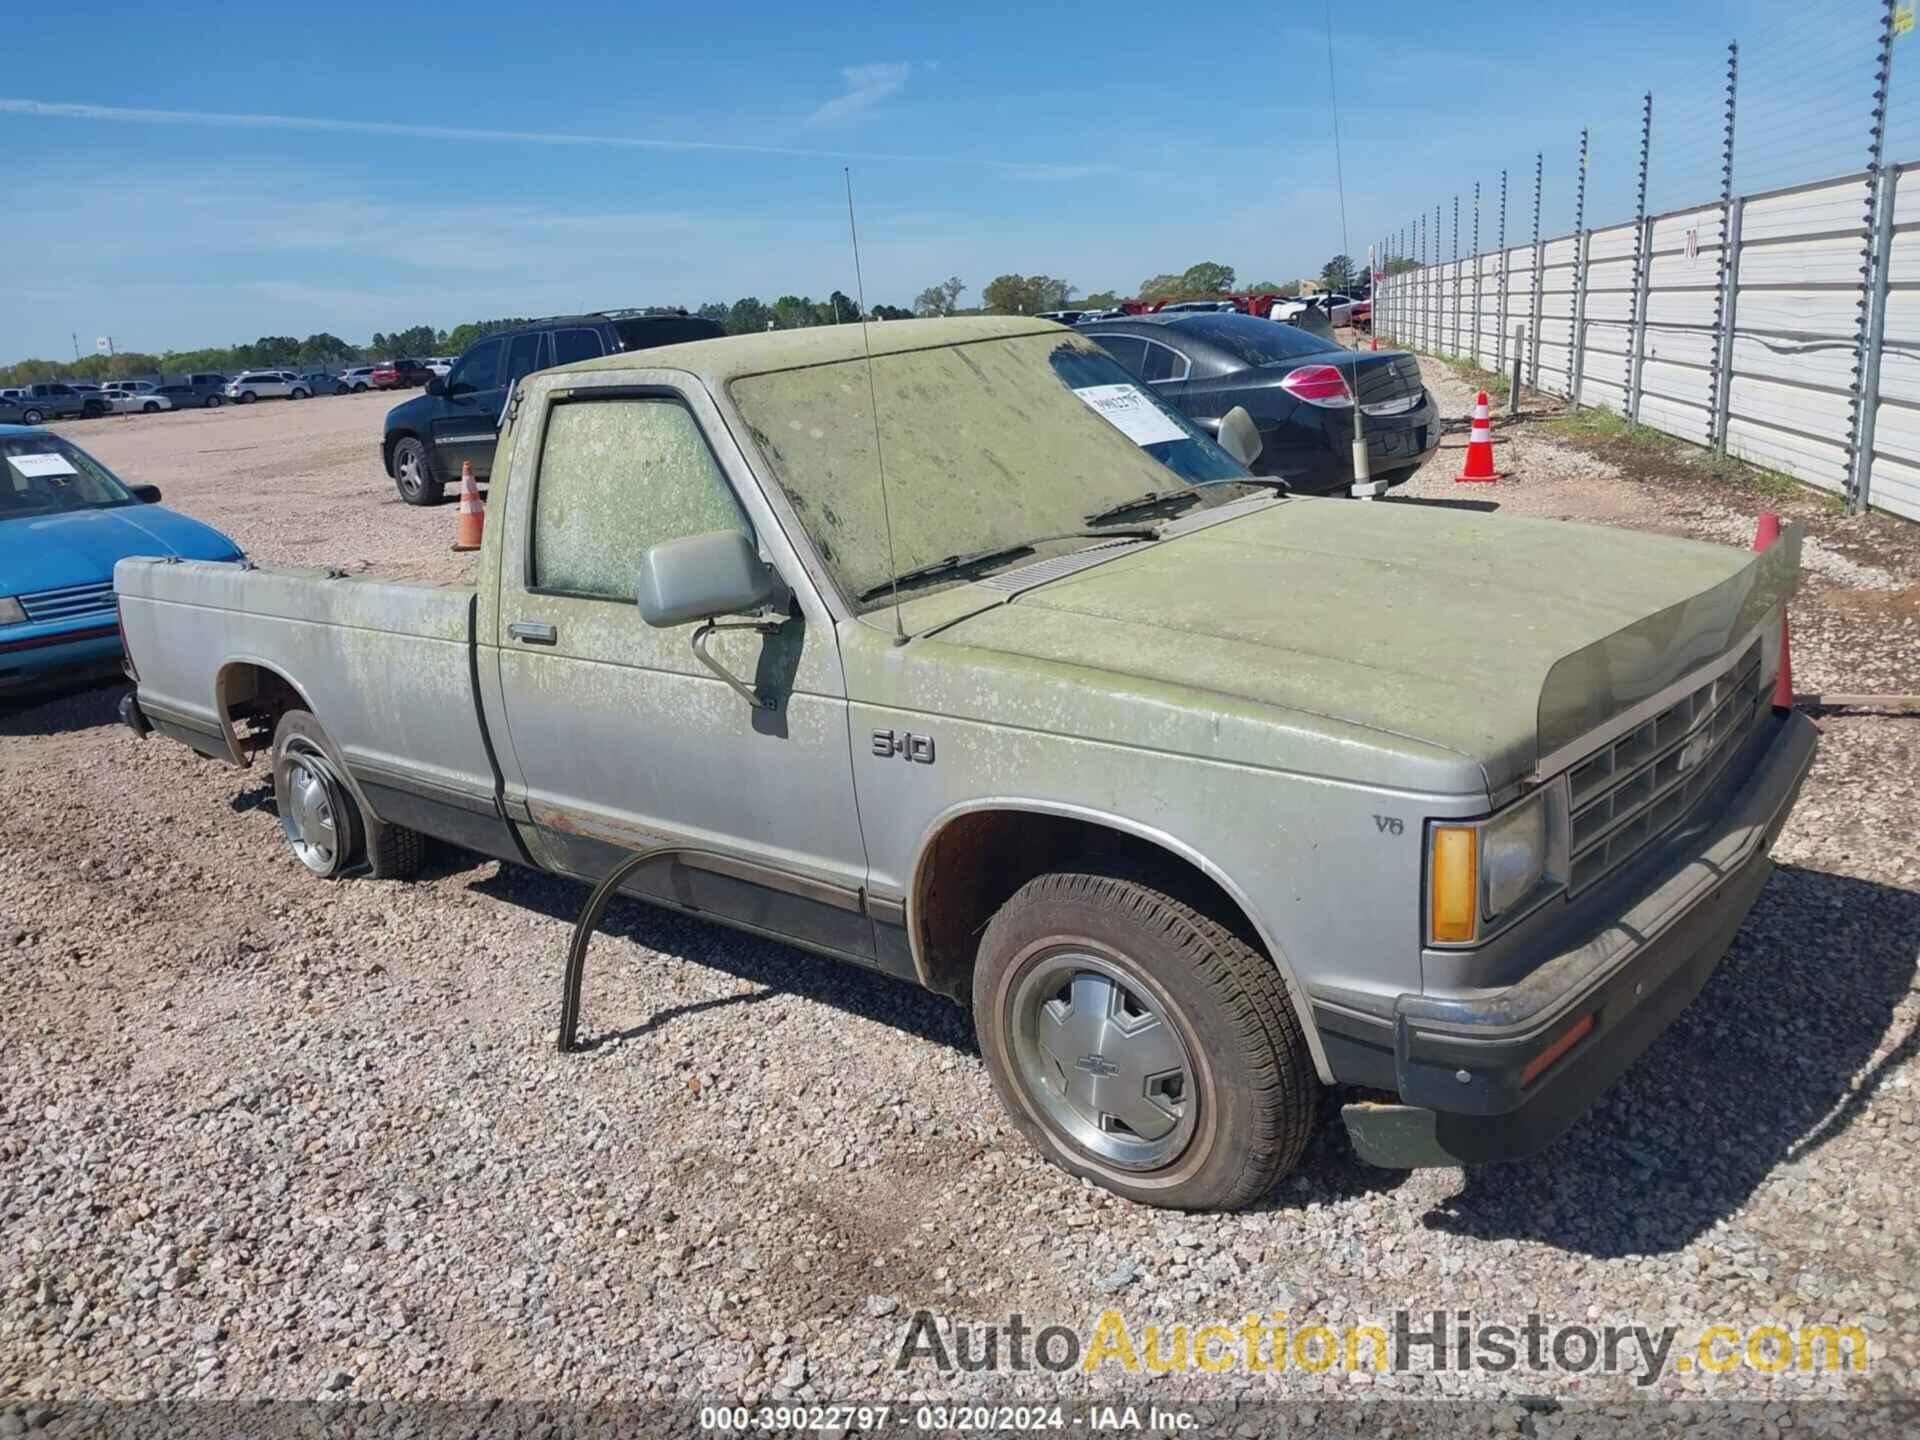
[1752,512,1794,710]
[1456,391,1502,482]
[451,462,484,552]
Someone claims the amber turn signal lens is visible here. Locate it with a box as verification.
[1429,825,1479,943]
[1520,1012,1596,1088]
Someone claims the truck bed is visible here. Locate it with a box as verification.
[114,558,500,840]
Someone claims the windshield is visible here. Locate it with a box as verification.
[729,332,1259,616]
[0,435,136,518]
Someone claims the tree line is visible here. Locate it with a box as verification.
[3,256,1376,382]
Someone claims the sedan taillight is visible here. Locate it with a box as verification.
[1279,364,1355,408]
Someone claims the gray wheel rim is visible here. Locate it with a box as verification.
[1009,950,1197,1171]
[280,746,343,876]
[396,448,424,497]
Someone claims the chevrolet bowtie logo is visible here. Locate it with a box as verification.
[1075,1053,1121,1078]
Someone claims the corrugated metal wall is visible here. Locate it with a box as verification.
[1374,162,1920,523]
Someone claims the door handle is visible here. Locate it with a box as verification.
[508,620,558,645]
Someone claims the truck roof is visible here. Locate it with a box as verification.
[547,315,1064,387]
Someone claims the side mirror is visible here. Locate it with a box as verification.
[635,530,781,629]
[130,483,163,504]
[1216,406,1264,468]
[424,377,447,398]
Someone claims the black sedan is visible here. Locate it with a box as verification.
[1078,312,1438,494]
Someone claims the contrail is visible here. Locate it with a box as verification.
[0,97,1105,176]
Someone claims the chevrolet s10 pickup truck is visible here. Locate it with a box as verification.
[116,317,1815,1210]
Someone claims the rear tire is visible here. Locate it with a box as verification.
[270,711,423,881]
[206,394,224,408]
[391,437,442,506]
[21,408,45,425]
[240,391,257,404]
[973,868,1318,1211]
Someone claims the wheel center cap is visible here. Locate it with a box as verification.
[1075,1053,1121,1078]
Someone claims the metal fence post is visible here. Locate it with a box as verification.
[1853,167,1900,511]
[1625,93,1654,420]
[1495,169,1510,375]
[1452,194,1461,357]
[1435,203,1443,352]
[1846,0,1898,512]
[1471,181,1483,366]
[1568,130,1589,402]
[1529,151,1545,388]
[1711,196,1744,457]
[1570,227,1593,403]
[1708,41,1739,451]
[1512,326,1526,412]
[1629,213,1655,420]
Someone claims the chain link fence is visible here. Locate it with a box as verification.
[1371,0,1920,524]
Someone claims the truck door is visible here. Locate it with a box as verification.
[432,336,511,482]
[486,371,876,962]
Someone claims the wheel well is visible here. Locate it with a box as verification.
[913,810,1265,1004]
[216,662,309,765]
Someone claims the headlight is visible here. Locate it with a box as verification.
[1482,794,1548,917]
[0,597,24,625]
[1427,787,1563,945]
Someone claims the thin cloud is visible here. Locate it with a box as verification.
[805,63,910,127]
[0,94,1105,178]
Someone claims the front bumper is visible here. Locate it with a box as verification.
[1341,707,1817,1168]
[0,619,123,692]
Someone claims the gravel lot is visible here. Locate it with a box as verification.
[3,373,1917,1430]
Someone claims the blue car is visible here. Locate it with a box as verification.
[0,424,244,694]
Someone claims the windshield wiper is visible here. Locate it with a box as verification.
[1083,476,1288,527]
[856,528,1156,601]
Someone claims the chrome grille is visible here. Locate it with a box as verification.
[19,580,116,622]
[1566,642,1764,894]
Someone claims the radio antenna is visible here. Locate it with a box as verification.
[844,167,908,645]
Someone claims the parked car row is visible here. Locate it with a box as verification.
[0,361,447,426]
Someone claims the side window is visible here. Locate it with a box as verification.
[550,327,605,366]
[1141,343,1187,384]
[1088,334,1148,378]
[505,331,547,388]
[448,339,505,396]
[531,397,749,603]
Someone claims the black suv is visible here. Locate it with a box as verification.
[381,311,725,504]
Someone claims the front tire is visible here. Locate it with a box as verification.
[142,401,161,413]
[352,382,369,393]
[391,437,442,505]
[271,711,422,881]
[974,869,1318,1211]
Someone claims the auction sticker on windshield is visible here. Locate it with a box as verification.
[8,452,78,479]
[1073,384,1189,447]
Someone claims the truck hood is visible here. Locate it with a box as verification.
[9,506,242,594]
[928,499,1792,794]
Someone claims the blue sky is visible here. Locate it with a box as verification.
[0,0,1891,359]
